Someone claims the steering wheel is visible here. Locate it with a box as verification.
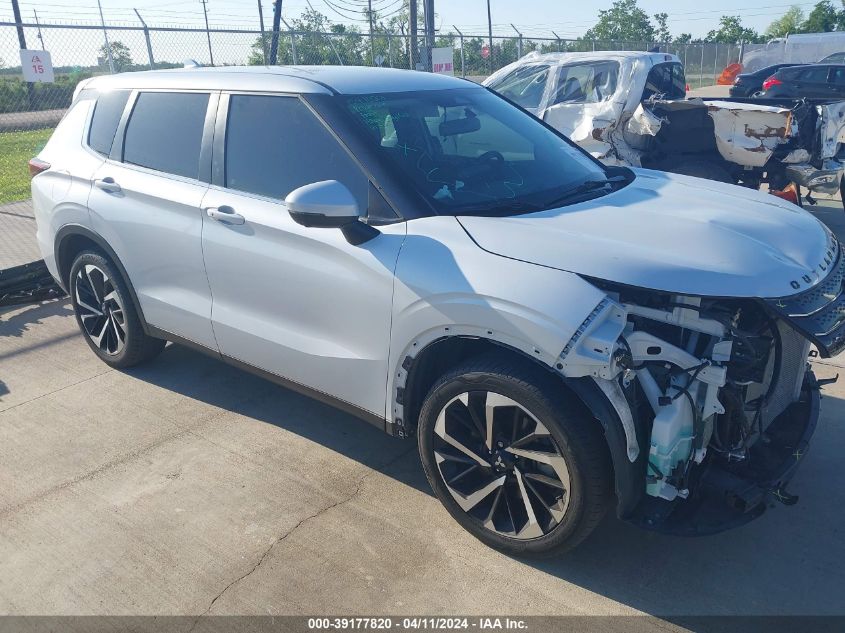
[477,150,505,164]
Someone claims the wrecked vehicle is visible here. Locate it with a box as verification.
[35,67,841,555]
[485,51,845,204]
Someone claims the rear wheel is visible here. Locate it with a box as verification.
[69,251,165,368]
[417,356,612,556]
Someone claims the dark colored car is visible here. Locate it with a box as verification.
[760,63,845,98]
[818,52,845,64]
[730,63,800,97]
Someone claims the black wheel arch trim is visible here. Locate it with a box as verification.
[54,223,152,336]
[401,335,644,517]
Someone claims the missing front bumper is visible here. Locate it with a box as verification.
[626,371,821,536]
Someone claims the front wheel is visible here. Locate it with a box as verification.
[417,356,613,556]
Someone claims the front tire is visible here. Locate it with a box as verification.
[417,356,612,556]
[69,250,165,368]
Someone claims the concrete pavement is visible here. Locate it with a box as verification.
[1,199,845,620]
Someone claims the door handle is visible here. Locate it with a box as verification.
[205,205,245,225]
[94,177,121,194]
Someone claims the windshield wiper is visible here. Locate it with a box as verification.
[544,175,626,208]
[455,199,545,216]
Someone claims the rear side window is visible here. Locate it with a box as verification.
[224,94,367,208]
[123,91,209,179]
[642,62,686,100]
[88,89,130,155]
[800,66,831,82]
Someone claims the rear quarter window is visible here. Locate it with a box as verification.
[88,89,130,156]
[122,91,210,179]
[642,62,686,100]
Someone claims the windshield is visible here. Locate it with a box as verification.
[341,88,607,216]
[488,64,549,110]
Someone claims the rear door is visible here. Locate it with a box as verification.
[791,65,832,97]
[87,90,218,348]
[829,67,845,98]
[200,93,405,417]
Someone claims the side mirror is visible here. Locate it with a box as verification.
[285,180,361,228]
[285,180,380,245]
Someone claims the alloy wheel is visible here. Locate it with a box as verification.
[74,264,127,356]
[432,391,571,540]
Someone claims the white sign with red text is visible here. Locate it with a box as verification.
[431,47,454,75]
[20,49,54,83]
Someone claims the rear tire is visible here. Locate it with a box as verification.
[417,355,612,556]
[69,250,165,368]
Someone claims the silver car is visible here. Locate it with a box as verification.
[31,66,841,555]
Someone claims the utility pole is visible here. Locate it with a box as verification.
[486,0,493,74]
[11,0,33,107]
[270,0,282,65]
[200,0,214,65]
[134,9,155,69]
[367,0,375,65]
[409,0,418,69]
[423,0,434,71]
[96,0,115,73]
[552,30,561,52]
[453,25,464,77]
[33,9,44,49]
[257,0,268,64]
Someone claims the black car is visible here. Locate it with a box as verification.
[730,63,800,97]
[818,52,845,64]
[760,63,845,98]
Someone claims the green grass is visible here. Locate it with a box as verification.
[0,127,54,205]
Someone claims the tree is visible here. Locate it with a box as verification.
[653,12,671,42]
[802,0,842,32]
[674,33,693,44]
[98,41,132,72]
[705,16,760,43]
[583,0,656,43]
[765,6,806,37]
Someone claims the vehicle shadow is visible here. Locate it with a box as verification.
[0,299,73,339]
[127,343,845,620]
[529,389,845,621]
[122,342,432,495]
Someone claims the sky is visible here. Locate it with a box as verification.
[0,0,826,40]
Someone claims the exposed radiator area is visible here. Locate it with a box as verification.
[745,321,811,429]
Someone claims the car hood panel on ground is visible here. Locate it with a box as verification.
[457,168,834,298]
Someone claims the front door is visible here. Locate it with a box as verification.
[200,93,405,417]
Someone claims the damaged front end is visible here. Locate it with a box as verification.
[556,248,844,535]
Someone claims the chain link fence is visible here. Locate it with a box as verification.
[0,21,745,211]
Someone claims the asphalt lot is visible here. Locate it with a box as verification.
[1,196,845,622]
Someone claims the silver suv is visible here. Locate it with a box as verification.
[31,66,842,555]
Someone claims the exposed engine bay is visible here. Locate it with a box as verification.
[556,272,838,532]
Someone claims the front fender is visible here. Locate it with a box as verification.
[387,216,610,420]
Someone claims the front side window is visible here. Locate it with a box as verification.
[123,91,209,179]
[224,94,367,209]
[88,89,130,156]
[488,64,550,110]
[552,61,620,105]
[341,87,607,216]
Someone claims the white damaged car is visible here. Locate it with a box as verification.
[32,67,842,555]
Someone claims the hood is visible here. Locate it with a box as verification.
[458,169,836,299]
